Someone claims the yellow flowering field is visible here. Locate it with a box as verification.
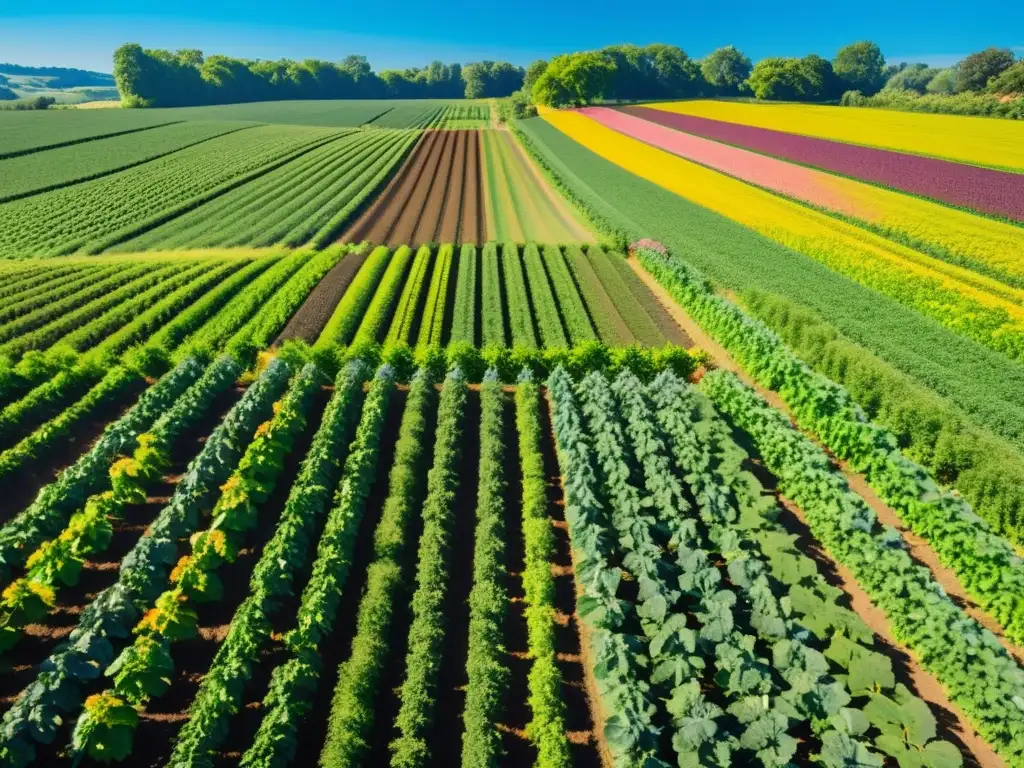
[648,100,1024,171]
[543,110,1024,361]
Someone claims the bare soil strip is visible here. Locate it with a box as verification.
[389,130,453,247]
[341,131,440,245]
[460,131,485,245]
[274,248,370,343]
[385,128,450,244]
[437,130,468,243]
[627,257,1014,766]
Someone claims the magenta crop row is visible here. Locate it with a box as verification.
[622,106,1024,222]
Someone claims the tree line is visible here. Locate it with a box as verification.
[113,44,525,108]
[524,42,1024,107]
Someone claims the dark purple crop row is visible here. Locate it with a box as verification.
[623,106,1024,222]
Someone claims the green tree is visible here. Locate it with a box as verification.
[988,60,1024,94]
[746,56,835,101]
[523,59,548,93]
[883,63,940,93]
[701,45,752,94]
[957,47,1016,91]
[833,41,886,95]
[926,67,959,94]
[532,52,616,107]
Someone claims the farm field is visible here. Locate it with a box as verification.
[1,243,1022,768]
[622,103,1024,221]
[1,92,1023,768]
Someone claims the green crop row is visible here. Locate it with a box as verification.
[541,244,596,344]
[450,244,478,344]
[639,243,1024,639]
[386,245,433,346]
[353,245,414,346]
[461,373,510,767]
[0,125,342,257]
[0,359,291,767]
[317,245,392,347]
[169,361,369,767]
[386,368,468,768]
[415,244,453,347]
[313,368,435,768]
[513,378,570,767]
[501,243,538,347]
[0,356,239,657]
[702,369,1024,765]
[562,245,633,346]
[480,243,506,346]
[72,362,320,762]
[522,244,567,347]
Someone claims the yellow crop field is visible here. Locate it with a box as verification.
[542,110,1024,360]
[649,100,1024,171]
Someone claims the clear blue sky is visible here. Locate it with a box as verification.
[2,0,1022,74]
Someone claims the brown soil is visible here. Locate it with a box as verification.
[341,130,486,247]
[539,395,606,768]
[459,131,485,245]
[274,247,370,343]
[287,387,409,767]
[0,378,147,525]
[628,258,1010,766]
[389,130,454,247]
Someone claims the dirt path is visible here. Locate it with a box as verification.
[627,257,1015,765]
[274,248,369,344]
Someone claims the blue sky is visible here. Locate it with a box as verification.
[3,1,1022,74]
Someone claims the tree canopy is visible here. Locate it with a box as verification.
[532,52,616,107]
[701,46,752,94]
[957,47,1016,92]
[833,41,886,95]
[112,43,522,107]
[746,55,838,101]
[883,63,941,94]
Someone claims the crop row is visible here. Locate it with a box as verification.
[116,128,419,252]
[0,358,291,766]
[626,103,1024,221]
[591,106,1024,288]
[637,241,1024,637]
[547,366,972,767]
[516,112,1024,451]
[0,125,343,257]
[702,369,1024,765]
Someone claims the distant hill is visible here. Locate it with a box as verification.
[0,64,114,89]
